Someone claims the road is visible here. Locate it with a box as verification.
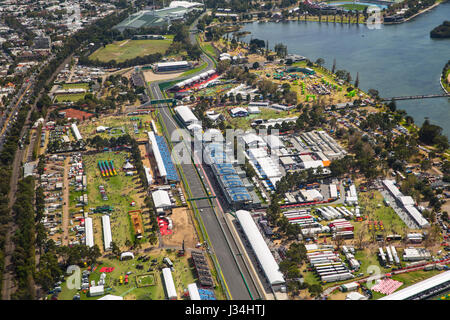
[150,76,262,299]
[143,16,267,300]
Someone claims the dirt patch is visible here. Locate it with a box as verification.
[129,210,144,238]
[61,108,94,121]
[143,70,183,83]
[162,207,198,249]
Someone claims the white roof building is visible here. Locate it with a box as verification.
[263,134,283,150]
[71,123,82,141]
[399,196,415,206]
[162,267,177,300]
[329,184,338,198]
[152,189,172,209]
[174,105,198,125]
[187,283,201,300]
[169,1,203,8]
[236,210,285,287]
[144,166,153,186]
[85,217,94,248]
[230,107,248,117]
[346,292,368,300]
[242,133,267,149]
[248,106,260,114]
[98,294,123,300]
[299,154,324,169]
[404,205,430,228]
[101,215,112,251]
[89,285,104,297]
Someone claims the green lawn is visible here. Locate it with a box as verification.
[56,250,198,300]
[83,151,147,249]
[89,37,174,63]
[201,42,216,58]
[181,62,208,77]
[61,83,90,90]
[358,190,409,235]
[79,115,155,141]
[338,4,368,10]
[54,93,86,102]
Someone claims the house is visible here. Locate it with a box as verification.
[229,107,248,118]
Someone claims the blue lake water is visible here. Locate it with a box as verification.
[241,2,450,136]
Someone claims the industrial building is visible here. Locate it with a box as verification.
[101,215,112,251]
[379,270,450,300]
[235,210,285,290]
[162,267,177,300]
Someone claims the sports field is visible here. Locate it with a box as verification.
[89,37,174,63]
[338,3,368,10]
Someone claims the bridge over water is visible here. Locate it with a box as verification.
[381,93,449,101]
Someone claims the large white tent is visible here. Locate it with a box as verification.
[85,217,94,248]
[152,189,172,209]
[101,215,112,251]
[187,283,201,300]
[162,267,177,300]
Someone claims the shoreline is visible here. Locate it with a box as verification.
[383,1,442,25]
[218,1,444,27]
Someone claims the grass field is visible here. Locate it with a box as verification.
[338,3,368,10]
[61,83,90,90]
[181,62,208,77]
[83,151,148,250]
[89,37,174,63]
[358,190,410,236]
[79,114,155,141]
[56,249,198,300]
[54,93,86,103]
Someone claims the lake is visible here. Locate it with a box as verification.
[240,2,450,136]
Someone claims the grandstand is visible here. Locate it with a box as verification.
[154,135,179,181]
[147,132,179,183]
[204,143,252,209]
